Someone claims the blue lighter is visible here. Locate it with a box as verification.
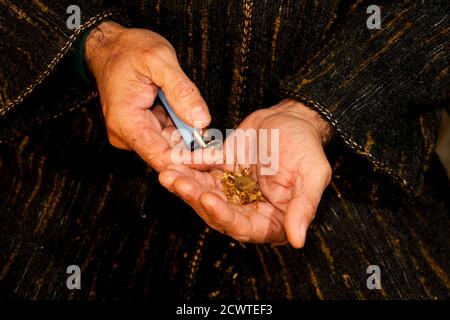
[157,89,222,150]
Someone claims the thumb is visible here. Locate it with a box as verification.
[155,63,211,128]
[284,161,332,248]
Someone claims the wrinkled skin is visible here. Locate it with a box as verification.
[85,21,211,172]
[159,100,333,248]
[87,21,333,248]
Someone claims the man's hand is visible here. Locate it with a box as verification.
[159,100,333,248]
[85,21,211,171]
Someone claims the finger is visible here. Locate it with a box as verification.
[147,53,210,127]
[159,168,224,230]
[158,169,182,193]
[284,160,332,248]
[200,192,249,241]
[172,177,218,223]
[161,126,182,147]
[162,164,221,190]
[200,193,285,243]
[159,165,238,233]
[159,164,214,193]
[160,165,285,244]
[152,104,169,128]
[122,119,172,172]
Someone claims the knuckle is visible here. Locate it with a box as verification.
[144,44,175,64]
[207,206,222,222]
[233,234,251,243]
[231,224,250,243]
[170,77,199,101]
[205,220,225,235]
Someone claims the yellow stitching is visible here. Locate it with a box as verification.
[0,11,113,116]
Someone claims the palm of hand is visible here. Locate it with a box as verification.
[159,164,287,244]
[160,101,332,248]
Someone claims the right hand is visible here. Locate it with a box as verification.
[85,21,211,171]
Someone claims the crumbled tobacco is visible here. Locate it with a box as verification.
[220,167,266,205]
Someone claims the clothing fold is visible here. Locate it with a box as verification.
[280,2,449,194]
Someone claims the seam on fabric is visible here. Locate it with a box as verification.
[279,89,416,195]
[0,11,113,116]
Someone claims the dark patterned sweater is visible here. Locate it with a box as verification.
[0,0,449,299]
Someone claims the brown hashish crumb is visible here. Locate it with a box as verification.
[220,167,266,205]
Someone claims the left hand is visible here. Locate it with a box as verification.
[159,99,333,248]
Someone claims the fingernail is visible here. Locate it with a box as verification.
[189,106,210,125]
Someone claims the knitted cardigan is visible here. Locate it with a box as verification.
[0,0,449,299]
[1,1,449,193]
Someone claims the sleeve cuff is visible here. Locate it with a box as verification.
[67,28,96,86]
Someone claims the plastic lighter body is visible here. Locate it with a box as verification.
[157,90,206,150]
